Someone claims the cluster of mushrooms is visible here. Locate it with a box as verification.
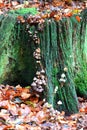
[31,33,47,93]
[33,48,41,60]
[31,69,47,93]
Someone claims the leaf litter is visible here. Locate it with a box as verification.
[0,0,87,22]
[0,84,87,130]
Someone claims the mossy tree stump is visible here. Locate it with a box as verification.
[0,8,87,114]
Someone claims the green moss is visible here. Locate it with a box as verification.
[74,65,87,97]
[52,67,58,87]
[9,8,38,16]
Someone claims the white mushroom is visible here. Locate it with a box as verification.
[42,80,46,85]
[37,79,42,85]
[36,86,44,92]
[61,73,66,78]
[33,77,37,81]
[59,78,66,83]
[36,71,41,76]
[41,69,45,74]
[31,82,37,87]
[57,100,62,105]
[36,61,40,63]
[41,75,45,80]
[36,48,40,53]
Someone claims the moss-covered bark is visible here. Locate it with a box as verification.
[39,10,87,113]
[39,18,79,114]
[0,10,37,86]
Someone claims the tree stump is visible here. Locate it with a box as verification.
[0,8,87,114]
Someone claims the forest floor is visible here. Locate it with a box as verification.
[0,84,87,130]
[0,0,87,130]
[0,0,87,21]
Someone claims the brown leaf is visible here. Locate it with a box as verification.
[21,92,31,100]
[17,16,25,23]
[29,96,39,103]
[36,110,47,123]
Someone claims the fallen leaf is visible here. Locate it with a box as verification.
[64,12,72,17]
[79,108,85,112]
[29,96,39,103]
[21,92,31,100]
[75,16,80,22]
[36,111,47,123]
[0,2,4,8]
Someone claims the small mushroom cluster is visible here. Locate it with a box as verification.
[33,31,40,44]
[33,48,41,60]
[58,67,68,87]
[28,30,33,37]
[27,29,40,44]
[31,69,47,93]
[32,38,47,93]
[59,73,67,87]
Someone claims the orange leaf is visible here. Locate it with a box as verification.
[64,12,72,17]
[54,15,60,21]
[75,16,80,22]
[3,125,12,130]
[0,2,4,8]
[80,107,87,113]
[41,14,49,19]
[84,107,87,113]
[79,108,85,112]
